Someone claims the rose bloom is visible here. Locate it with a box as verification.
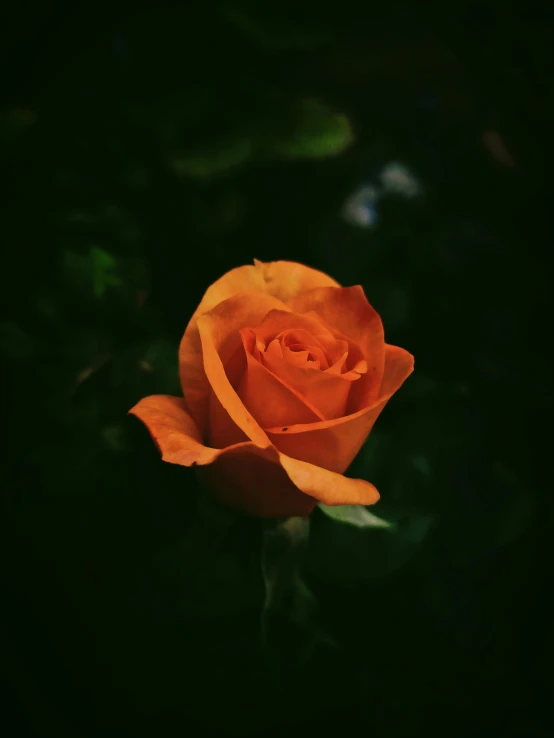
[130,260,413,517]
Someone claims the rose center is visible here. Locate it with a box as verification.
[288,343,319,363]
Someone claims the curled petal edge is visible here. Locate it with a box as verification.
[128,395,379,514]
[265,344,414,436]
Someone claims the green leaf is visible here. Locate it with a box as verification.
[411,454,432,478]
[169,137,253,180]
[101,422,129,452]
[110,339,180,405]
[62,247,122,300]
[141,339,181,395]
[309,503,434,582]
[270,99,354,160]
[318,504,396,529]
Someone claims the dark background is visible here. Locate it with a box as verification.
[1,2,552,736]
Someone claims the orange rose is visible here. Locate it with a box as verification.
[129,260,414,517]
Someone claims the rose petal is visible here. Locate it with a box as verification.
[319,338,350,368]
[129,394,221,466]
[128,394,378,516]
[379,344,416,396]
[261,338,361,420]
[265,344,414,473]
[196,294,288,447]
[287,285,386,405]
[283,345,319,369]
[251,259,341,302]
[200,448,317,518]
[279,454,380,507]
[202,448,380,513]
[253,308,337,348]
[279,328,347,370]
[325,349,348,375]
[179,260,339,431]
[267,401,387,474]
[238,328,326,426]
[207,390,251,449]
[128,394,315,516]
[279,330,329,369]
[246,308,362,419]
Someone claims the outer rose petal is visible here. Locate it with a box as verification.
[279,455,379,507]
[379,344,416,396]
[204,450,379,513]
[196,293,288,448]
[265,343,414,474]
[129,395,223,466]
[287,285,386,406]
[128,394,379,517]
[179,260,340,432]
[199,449,317,517]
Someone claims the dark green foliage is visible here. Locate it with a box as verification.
[1,3,551,737]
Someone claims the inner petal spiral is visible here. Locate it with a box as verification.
[236,309,370,422]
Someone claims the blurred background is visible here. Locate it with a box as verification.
[1,2,552,736]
